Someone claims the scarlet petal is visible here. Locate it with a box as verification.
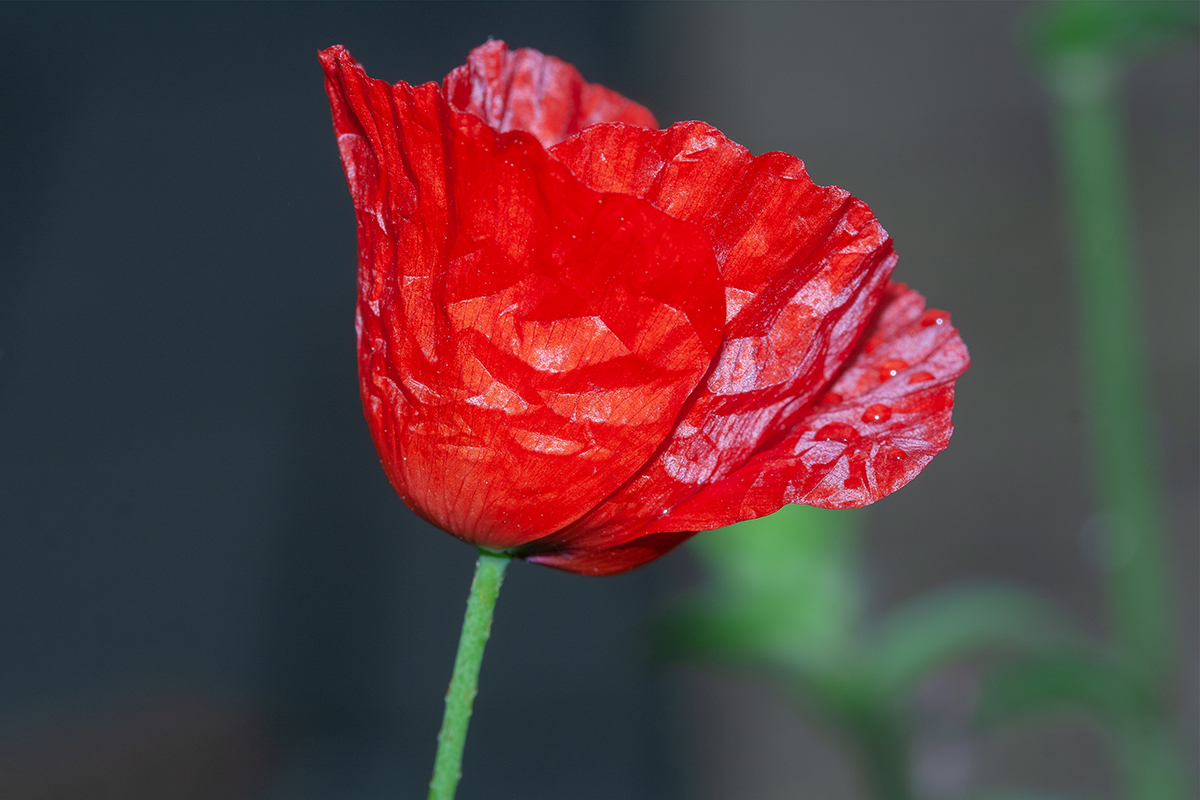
[442,40,657,150]
[529,123,896,558]
[320,47,724,550]
[527,530,696,576]
[642,282,970,532]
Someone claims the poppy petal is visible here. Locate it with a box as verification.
[527,530,695,576]
[530,123,896,555]
[442,40,657,150]
[641,282,969,532]
[321,47,724,550]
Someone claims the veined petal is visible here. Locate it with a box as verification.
[443,40,657,150]
[642,282,970,532]
[531,123,896,556]
[321,46,724,550]
[533,284,967,575]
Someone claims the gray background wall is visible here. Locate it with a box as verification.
[1,3,1195,799]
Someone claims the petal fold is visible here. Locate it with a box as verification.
[526,123,897,557]
[642,282,969,532]
[527,531,695,576]
[442,40,657,150]
[321,46,724,550]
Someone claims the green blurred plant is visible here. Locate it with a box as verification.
[658,5,1196,799]
[657,505,1082,800]
[978,3,1198,799]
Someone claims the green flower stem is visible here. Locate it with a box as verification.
[1048,54,1172,688]
[1045,50,1183,800]
[427,550,510,800]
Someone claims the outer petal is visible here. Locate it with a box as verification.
[442,40,657,150]
[320,47,724,550]
[643,282,970,529]
[531,283,968,575]
[525,123,896,563]
[527,531,695,576]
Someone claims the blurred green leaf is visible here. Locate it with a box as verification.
[1117,725,1193,800]
[868,583,1082,696]
[1027,1,1199,107]
[977,651,1141,725]
[668,504,864,671]
[1029,0,1199,65]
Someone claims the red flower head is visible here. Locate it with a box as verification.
[320,41,969,576]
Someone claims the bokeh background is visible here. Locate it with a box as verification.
[1,2,1195,799]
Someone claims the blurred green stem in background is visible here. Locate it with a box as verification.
[1029,2,1198,797]
[657,506,1074,800]
[659,7,1196,800]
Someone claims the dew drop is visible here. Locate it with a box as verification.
[819,391,844,405]
[864,335,884,354]
[921,309,949,327]
[874,447,909,484]
[908,370,935,384]
[815,422,858,443]
[861,404,893,424]
[878,359,908,382]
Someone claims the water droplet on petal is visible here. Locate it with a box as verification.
[864,335,884,354]
[908,370,935,384]
[819,392,843,405]
[921,309,949,327]
[861,404,893,424]
[872,447,909,485]
[878,359,908,382]
[815,422,859,443]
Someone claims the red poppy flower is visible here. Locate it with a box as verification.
[320,41,969,576]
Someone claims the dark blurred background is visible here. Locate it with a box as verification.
[0,3,1195,799]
